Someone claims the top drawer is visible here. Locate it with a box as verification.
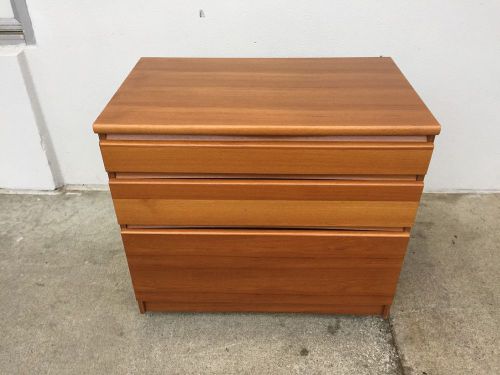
[99,140,433,176]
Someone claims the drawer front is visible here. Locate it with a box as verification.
[110,179,422,228]
[122,229,409,313]
[100,140,433,176]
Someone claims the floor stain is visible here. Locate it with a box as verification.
[327,320,341,336]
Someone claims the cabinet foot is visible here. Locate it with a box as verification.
[382,304,391,319]
[137,300,146,314]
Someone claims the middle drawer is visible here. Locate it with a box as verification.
[110,179,422,228]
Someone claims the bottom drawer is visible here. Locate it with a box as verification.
[121,228,410,316]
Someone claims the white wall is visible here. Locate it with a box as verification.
[9,1,500,190]
[0,0,14,18]
[0,47,55,190]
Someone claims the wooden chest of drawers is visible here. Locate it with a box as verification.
[93,57,439,317]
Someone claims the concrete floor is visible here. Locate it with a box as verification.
[0,192,498,374]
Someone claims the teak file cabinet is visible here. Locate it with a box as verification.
[93,57,440,317]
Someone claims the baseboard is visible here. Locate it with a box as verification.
[1,185,499,195]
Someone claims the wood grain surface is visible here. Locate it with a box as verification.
[100,140,434,176]
[111,179,422,228]
[142,301,386,315]
[110,178,423,201]
[92,57,439,316]
[93,57,440,136]
[122,228,408,314]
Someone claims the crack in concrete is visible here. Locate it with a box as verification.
[387,317,406,375]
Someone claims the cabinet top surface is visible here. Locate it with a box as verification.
[93,57,440,136]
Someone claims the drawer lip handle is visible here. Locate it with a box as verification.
[121,227,411,238]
